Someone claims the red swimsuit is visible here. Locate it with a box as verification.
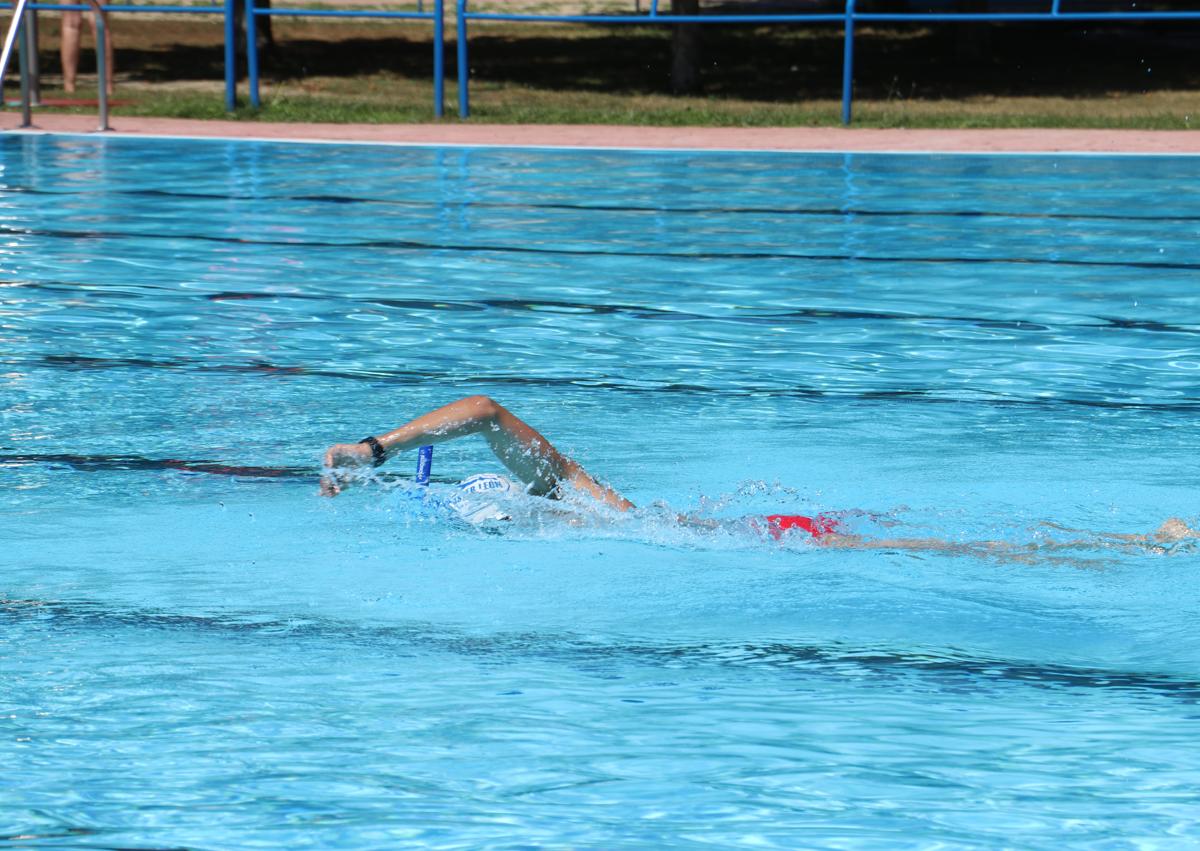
[763,514,841,541]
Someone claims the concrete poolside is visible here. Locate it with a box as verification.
[3,113,1200,152]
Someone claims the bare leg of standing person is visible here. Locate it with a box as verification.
[60,2,113,96]
[60,11,81,93]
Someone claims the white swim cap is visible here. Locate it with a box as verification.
[447,473,516,524]
[456,473,517,497]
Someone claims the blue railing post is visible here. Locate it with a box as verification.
[247,0,260,107]
[1050,0,1061,14]
[841,0,855,125]
[223,0,235,110]
[433,0,444,117]
[456,0,468,117]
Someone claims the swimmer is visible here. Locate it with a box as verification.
[322,395,631,510]
[321,395,1198,557]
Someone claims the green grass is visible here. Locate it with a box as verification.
[43,84,1198,130]
[19,17,1200,128]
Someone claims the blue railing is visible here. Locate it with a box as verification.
[9,0,240,109]
[0,0,443,116]
[245,0,443,116]
[5,0,1200,126]
[454,0,1200,123]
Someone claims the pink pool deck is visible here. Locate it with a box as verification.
[2,113,1198,153]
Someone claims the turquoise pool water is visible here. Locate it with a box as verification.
[2,135,1199,848]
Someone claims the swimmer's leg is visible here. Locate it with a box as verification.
[818,533,1005,557]
[322,395,632,510]
[814,533,1111,567]
[817,520,1196,565]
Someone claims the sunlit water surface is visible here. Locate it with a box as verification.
[2,135,1199,848]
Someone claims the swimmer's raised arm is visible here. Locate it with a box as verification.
[321,395,633,511]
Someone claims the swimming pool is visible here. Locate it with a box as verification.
[2,134,1199,848]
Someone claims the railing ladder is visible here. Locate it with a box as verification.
[16,3,30,125]
[24,4,39,104]
[3,0,109,130]
[0,0,33,88]
[91,0,109,130]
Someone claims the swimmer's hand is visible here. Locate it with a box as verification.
[319,442,373,496]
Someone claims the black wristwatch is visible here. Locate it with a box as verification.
[359,436,387,467]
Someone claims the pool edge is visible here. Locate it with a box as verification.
[3,115,1200,155]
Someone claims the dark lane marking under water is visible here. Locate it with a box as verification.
[0,452,468,485]
[8,279,1200,337]
[0,452,315,480]
[10,354,1200,412]
[4,184,1199,224]
[208,296,1200,337]
[5,224,1197,272]
[4,598,1199,702]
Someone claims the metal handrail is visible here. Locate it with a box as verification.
[0,0,32,88]
[2,0,445,121]
[89,0,110,130]
[2,0,109,129]
[4,0,241,115]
